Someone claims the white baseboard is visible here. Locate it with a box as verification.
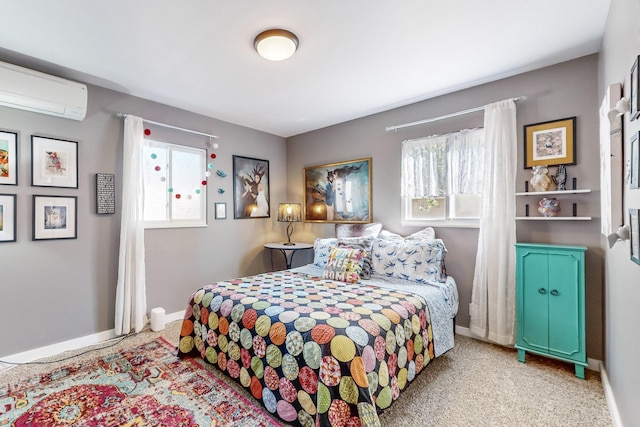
[0,310,185,373]
[454,325,602,372]
[600,362,623,427]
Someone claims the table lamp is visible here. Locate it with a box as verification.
[277,203,301,245]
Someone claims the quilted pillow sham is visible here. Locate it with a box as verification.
[322,247,366,284]
[371,237,447,283]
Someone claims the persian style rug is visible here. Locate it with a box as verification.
[0,338,284,427]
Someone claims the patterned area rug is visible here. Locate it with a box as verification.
[0,338,284,427]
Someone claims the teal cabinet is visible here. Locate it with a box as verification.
[515,243,587,378]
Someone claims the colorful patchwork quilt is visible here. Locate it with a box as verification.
[178,270,435,427]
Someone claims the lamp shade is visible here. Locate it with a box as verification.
[254,29,299,61]
[278,203,301,222]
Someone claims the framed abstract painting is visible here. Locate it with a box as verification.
[303,158,372,223]
[0,130,18,185]
[31,135,78,188]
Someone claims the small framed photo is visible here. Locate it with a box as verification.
[524,117,576,169]
[33,195,77,240]
[303,157,372,223]
[31,135,78,188]
[0,130,18,185]
[631,55,640,121]
[0,194,16,242]
[631,132,640,189]
[232,155,270,219]
[630,209,640,265]
[214,202,227,219]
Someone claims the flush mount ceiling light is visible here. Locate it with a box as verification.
[254,29,299,61]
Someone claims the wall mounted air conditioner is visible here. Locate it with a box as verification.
[0,60,87,121]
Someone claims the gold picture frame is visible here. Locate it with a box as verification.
[524,117,576,168]
[303,158,372,223]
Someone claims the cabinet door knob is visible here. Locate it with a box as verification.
[550,289,559,296]
[538,288,546,294]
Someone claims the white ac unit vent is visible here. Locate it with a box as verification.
[0,60,87,121]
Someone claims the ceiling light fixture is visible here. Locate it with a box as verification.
[254,29,299,61]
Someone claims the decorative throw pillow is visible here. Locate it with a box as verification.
[336,237,375,280]
[335,222,382,239]
[322,247,366,284]
[313,237,337,267]
[371,238,447,283]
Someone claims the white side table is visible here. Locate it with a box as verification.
[264,242,313,270]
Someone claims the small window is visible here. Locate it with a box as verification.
[143,139,207,228]
[401,128,484,228]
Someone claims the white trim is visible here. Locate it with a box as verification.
[0,310,185,373]
[600,362,623,427]
[455,324,602,372]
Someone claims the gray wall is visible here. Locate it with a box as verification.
[599,0,640,424]
[286,55,603,360]
[0,83,286,357]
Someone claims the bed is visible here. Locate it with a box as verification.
[177,226,458,427]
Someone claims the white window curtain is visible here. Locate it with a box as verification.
[401,128,485,199]
[115,115,147,335]
[469,100,517,345]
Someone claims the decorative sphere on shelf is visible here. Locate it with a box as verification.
[538,197,560,217]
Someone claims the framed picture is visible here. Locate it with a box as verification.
[632,132,640,189]
[33,195,77,240]
[630,209,640,265]
[0,130,18,185]
[215,202,227,219]
[0,194,16,242]
[31,135,78,188]
[304,157,372,223]
[233,155,270,219]
[631,55,640,121]
[96,173,115,214]
[524,117,576,168]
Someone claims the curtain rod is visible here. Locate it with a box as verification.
[116,113,219,139]
[385,96,523,132]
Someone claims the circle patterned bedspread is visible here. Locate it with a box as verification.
[178,270,434,427]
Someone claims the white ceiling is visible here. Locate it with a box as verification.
[0,1,610,137]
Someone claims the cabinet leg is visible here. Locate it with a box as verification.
[574,364,585,379]
[517,349,526,363]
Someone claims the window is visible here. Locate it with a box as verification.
[143,139,207,228]
[401,128,484,227]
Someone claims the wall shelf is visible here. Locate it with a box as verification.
[516,216,592,221]
[515,189,591,196]
[516,188,592,221]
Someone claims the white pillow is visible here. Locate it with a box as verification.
[377,230,404,240]
[405,227,436,241]
[377,227,436,241]
[335,222,382,238]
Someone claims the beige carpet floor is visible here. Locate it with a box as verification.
[0,320,612,427]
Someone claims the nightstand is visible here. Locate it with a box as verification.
[264,242,313,270]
